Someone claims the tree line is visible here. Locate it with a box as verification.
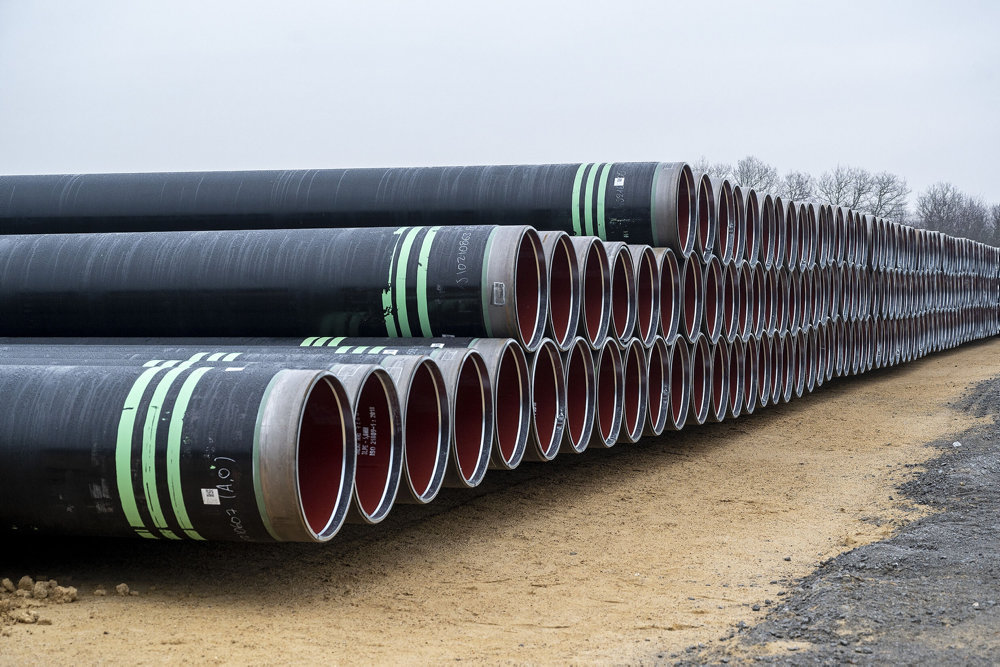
[693,156,1000,246]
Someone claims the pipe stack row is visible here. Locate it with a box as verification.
[0,163,996,543]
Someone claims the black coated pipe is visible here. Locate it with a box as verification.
[301,337,499,485]
[0,365,355,542]
[0,162,696,252]
[0,225,548,351]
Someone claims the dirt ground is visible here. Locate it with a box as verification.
[2,337,999,665]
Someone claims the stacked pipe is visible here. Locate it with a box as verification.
[0,164,997,543]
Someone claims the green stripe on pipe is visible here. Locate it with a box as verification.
[300,337,319,347]
[570,163,589,236]
[480,226,498,338]
[334,346,352,354]
[251,372,283,541]
[166,366,213,541]
[416,225,442,336]
[352,346,369,353]
[326,337,345,347]
[143,361,204,540]
[116,365,170,536]
[222,352,241,362]
[313,337,332,347]
[383,229,407,337]
[583,163,602,236]
[395,227,422,337]
[595,163,613,239]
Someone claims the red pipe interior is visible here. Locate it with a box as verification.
[515,233,543,346]
[454,356,487,482]
[670,344,687,425]
[297,377,347,536]
[354,375,394,518]
[623,344,642,437]
[548,237,575,345]
[597,345,619,441]
[647,342,666,430]
[611,251,633,339]
[659,253,678,339]
[565,342,590,447]
[404,362,444,500]
[494,346,524,465]
[712,344,726,416]
[533,346,560,457]
[582,243,605,343]
[636,252,655,341]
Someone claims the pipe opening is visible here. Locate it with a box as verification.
[636,250,656,343]
[742,340,756,413]
[532,344,562,458]
[495,345,526,465]
[454,355,488,483]
[647,339,666,432]
[711,344,726,417]
[728,343,743,416]
[683,259,701,339]
[623,343,643,438]
[582,244,606,343]
[659,250,679,341]
[354,374,395,519]
[515,231,544,348]
[404,362,445,501]
[697,176,714,256]
[611,250,634,340]
[596,345,619,442]
[704,259,721,340]
[297,376,349,538]
[691,339,709,422]
[548,236,576,346]
[566,341,591,447]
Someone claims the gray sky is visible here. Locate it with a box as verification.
[2,0,998,208]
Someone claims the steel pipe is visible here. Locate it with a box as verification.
[618,338,649,443]
[665,339,691,431]
[560,336,596,453]
[680,254,705,343]
[523,339,567,461]
[569,236,612,349]
[0,225,549,351]
[652,247,682,345]
[590,339,624,448]
[628,244,661,347]
[538,230,582,351]
[643,336,670,437]
[0,365,355,542]
[603,241,638,343]
[688,333,712,426]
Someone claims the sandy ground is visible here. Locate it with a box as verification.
[2,337,999,665]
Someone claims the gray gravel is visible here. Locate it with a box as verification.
[669,375,1000,665]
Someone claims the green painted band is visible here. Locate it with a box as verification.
[206,352,225,362]
[300,337,319,347]
[395,227,423,337]
[143,361,198,536]
[313,336,333,347]
[370,346,386,354]
[251,372,284,541]
[570,163,588,236]
[166,366,213,541]
[480,226,499,337]
[352,346,369,354]
[596,163,613,239]
[416,225,441,336]
[116,365,170,534]
[334,345,352,354]
[222,352,241,362]
[583,163,602,236]
[382,228,408,337]
[326,336,345,347]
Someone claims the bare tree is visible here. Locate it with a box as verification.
[916,182,964,236]
[866,172,910,224]
[691,157,734,181]
[730,155,778,193]
[991,204,1000,246]
[778,170,815,202]
[816,165,874,210]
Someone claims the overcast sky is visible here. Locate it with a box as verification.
[1,1,998,208]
